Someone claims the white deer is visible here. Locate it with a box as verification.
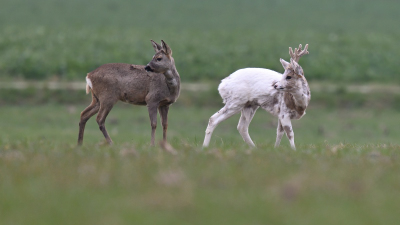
[203,44,310,150]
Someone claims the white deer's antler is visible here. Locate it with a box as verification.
[289,44,309,62]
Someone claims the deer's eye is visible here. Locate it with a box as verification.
[286,76,292,80]
[157,58,162,61]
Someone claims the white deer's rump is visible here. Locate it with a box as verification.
[85,75,93,94]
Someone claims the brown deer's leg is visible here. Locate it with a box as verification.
[96,101,116,145]
[158,105,170,143]
[78,96,100,145]
[147,103,159,146]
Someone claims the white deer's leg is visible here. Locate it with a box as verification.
[280,116,296,150]
[237,105,259,147]
[274,119,285,148]
[203,105,241,147]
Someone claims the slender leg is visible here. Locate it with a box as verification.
[237,105,259,147]
[203,105,242,147]
[147,103,159,146]
[280,116,296,150]
[274,119,285,148]
[96,101,116,145]
[158,105,170,143]
[78,95,100,145]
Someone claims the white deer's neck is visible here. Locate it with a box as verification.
[290,78,310,108]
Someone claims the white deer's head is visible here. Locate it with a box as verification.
[274,44,309,92]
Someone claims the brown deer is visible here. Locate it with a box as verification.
[78,40,180,146]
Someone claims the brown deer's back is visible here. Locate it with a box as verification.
[87,63,168,105]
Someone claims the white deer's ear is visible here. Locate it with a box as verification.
[151,40,162,52]
[280,58,290,70]
[294,66,303,76]
[161,40,172,56]
[290,59,304,76]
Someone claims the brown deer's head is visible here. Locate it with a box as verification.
[274,44,309,91]
[145,40,173,73]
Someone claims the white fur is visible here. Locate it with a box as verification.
[203,67,309,150]
[204,44,310,150]
[86,75,92,94]
[218,68,282,107]
[86,75,93,88]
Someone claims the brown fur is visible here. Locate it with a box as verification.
[283,126,293,139]
[278,123,284,132]
[284,92,306,119]
[78,40,180,146]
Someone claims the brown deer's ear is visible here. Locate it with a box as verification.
[151,40,162,52]
[161,40,172,56]
[280,58,290,70]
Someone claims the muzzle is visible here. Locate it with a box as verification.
[145,65,153,72]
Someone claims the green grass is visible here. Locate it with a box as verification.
[1,0,400,82]
[1,104,400,225]
[2,0,400,223]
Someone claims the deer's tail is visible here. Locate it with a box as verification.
[85,74,92,94]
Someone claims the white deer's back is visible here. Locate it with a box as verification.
[218,68,282,106]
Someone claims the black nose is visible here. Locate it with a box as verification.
[145,65,153,72]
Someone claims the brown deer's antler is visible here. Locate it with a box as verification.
[289,44,309,62]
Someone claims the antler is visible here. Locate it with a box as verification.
[289,44,309,62]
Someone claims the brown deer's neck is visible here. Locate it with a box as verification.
[163,65,180,97]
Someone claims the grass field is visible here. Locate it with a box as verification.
[1,104,400,225]
[1,0,400,82]
[2,0,400,224]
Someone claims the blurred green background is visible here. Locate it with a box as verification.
[1,0,399,82]
[1,1,400,225]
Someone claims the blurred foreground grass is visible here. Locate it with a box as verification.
[1,104,400,225]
